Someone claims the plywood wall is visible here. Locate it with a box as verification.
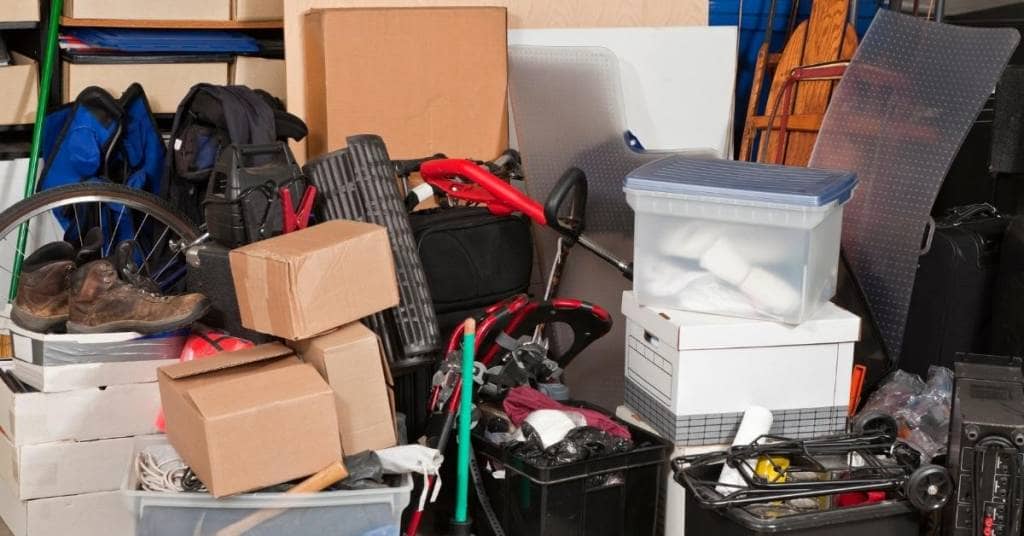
[284,0,709,161]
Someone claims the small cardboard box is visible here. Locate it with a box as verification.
[64,0,230,20]
[63,61,229,114]
[158,343,342,497]
[0,364,161,446]
[234,0,282,21]
[0,53,38,126]
[230,220,399,341]
[0,433,159,501]
[291,323,397,454]
[0,487,134,536]
[3,0,39,23]
[303,7,508,159]
[232,56,286,103]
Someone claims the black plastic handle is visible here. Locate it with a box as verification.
[233,142,295,168]
[544,167,588,239]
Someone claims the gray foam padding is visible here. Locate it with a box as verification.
[809,11,1019,358]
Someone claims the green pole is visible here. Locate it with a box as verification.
[454,318,476,524]
[9,0,64,300]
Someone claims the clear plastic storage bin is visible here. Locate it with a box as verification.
[625,156,857,324]
[122,439,412,536]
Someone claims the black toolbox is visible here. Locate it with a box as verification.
[683,464,923,536]
[473,402,671,536]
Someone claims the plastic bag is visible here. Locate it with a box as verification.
[510,425,634,467]
[852,367,953,461]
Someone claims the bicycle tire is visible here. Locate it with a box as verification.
[0,183,200,242]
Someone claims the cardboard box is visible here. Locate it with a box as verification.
[0,487,133,536]
[0,433,159,501]
[303,7,508,159]
[234,0,282,21]
[230,221,399,341]
[291,323,396,454]
[158,343,342,497]
[64,0,230,20]
[232,56,286,103]
[0,364,161,446]
[621,291,859,445]
[0,53,38,126]
[63,62,229,114]
[3,0,39,22]
[13,357,177,393]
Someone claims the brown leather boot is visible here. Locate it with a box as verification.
[11,242,76,332]
[67,260,210,334]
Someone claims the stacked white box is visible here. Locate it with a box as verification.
[621,291,859,446]
[0,322,180,535]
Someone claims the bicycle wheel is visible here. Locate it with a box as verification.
[0,182,202,306]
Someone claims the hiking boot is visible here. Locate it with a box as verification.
[75,226,104,265]
[110,240,161,293]
[11,241,76,332]
[67,260,210,334]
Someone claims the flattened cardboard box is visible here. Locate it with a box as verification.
[65,0,230,20]
[0,487,133,536]
[0,433,160,500]
[230,220,399,341]
[0,365,161,446]
[4,0,39,23]
[158,343,342,497]
[291,322,397,454]
[234,0,282,21]
[63,62,229,114]
[303,7,508,159]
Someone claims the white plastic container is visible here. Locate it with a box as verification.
[122,438,412,536]
[625,156,857,324]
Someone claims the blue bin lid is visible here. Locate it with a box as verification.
[624,156,858,208]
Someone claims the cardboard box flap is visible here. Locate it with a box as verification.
[160,343,293,380]
[185,363,329,418]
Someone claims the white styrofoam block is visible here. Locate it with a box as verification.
[0,485,134,536]
[13,358,173,393]
[508,27,737,157]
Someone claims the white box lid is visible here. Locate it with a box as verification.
[622,291,860,350]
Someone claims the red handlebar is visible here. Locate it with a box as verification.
[419,159,548,225]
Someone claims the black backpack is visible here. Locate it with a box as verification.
[160,84,307,225]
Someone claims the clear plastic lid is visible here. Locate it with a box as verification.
[624,155,858,207]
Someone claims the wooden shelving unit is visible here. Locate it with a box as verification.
[60,17,283,30]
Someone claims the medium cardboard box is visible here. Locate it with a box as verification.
[232,56,286,103]
[0,433,159,500]
[303,7,508,159]
[158,343,342,497]
[64,0,230,20]
[291,323,397,454]
[0,53,38,126]
[234,0,282,21]
[63,62,229,114]
[3,0,39,22]
[0,364,161,446]
[0,487,134,536]
[230,220,399,341]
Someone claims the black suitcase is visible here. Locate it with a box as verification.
[185,241,273,343]
[900,204,1009,376]
[991,216,1024,356]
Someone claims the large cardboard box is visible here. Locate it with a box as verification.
[232,56,286,103]
[230,220,399,340]
[0,365,161,446]
[0,53,38,126]
[64,0,230,20]
[4,0,39,23]
[303,7,508,159]
[234,0,282,21]
[0,487,134,536]
[291,323,396,454]
[63,62,229,114]
[158,343,342,497]
[0,433,159,500]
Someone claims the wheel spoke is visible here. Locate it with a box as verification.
[105,204,127,257]
[72,204,82,244]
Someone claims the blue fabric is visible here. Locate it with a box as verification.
[118,87,165,194]
[38,102,118,193]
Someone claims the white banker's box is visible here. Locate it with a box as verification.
[622,291,860,445]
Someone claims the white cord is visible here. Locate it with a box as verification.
[135,450,207,493]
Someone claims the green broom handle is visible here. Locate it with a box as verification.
[455,318,476,524]
[9,0,64,300]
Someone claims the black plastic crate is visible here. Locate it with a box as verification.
[474,402,671,536]
[683,464,923,536]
